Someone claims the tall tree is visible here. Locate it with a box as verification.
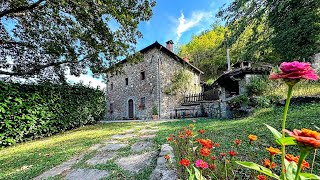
[0,0,155,82]
[218,0,320,61]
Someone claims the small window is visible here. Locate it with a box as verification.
[141,97,145,106]
[141,71,145,80]
[109,103,113,114]
[110,83,113,90]
[125,78,128,85]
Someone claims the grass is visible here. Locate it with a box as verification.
[1,103,319,179]
[154,103,320,177]
[0,122,144,180]
[266,81,320,98]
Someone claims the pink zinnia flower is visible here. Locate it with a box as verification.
[195,159,208,169]
[269,61,318,81]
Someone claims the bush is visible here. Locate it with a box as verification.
[0,81,106,146]
[245,76,269,96]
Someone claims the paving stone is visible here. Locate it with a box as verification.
[33,153,86,180]
[123,129,135,134]
[101,139,120,144]
[65,168,109,180]
[149,169,177,180]
[88,144,102,151]
[86,152,116,165]
[159,144,173,156]
[98,143,128,151]
[139,134,156,139]
[111,133,136,139]
[130,141,154,152]
[115,152,156,173]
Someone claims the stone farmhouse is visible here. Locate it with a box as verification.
[105,40,204,120]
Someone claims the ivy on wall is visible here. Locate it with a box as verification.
[0,81,106,146]
[165,69,199,95]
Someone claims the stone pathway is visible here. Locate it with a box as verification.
[33,124,176,180]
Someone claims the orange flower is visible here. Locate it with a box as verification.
[263,159,277,169]
[285,154,310,171]
[198,139,213,149]
[200,147,211,156]
[285,128,320,149]
[164,154,170,161]
[185,129,193,137]
[214,143,220,147]
[248,134,257,141]
[180,159,190,167]
[209,163,216,170]
[167,135,174,142]
[198,129,205,134]
[257,175,267,180]
[234,139,241,146]
[266,147,281,155]
[229,150,237,157]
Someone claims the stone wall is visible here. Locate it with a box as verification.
[159,52,201,119]
[105,47,201,120]
[106,48,160,120]
[311,53,320,73]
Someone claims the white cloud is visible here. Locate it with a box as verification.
[66,73,106,89]
[176,11,213,41]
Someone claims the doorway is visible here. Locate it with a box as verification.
[128,99,134,119]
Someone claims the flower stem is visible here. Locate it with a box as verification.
[281,85,293,178]
[295,151,309,180]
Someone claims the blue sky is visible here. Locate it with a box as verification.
[135,0,231,51]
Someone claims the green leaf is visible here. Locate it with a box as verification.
[265,123,282,139]
[284,160,297,180]
[193,166,206,180]
[299,173,320,180]
[236,161,280,179]
[276,137,297,146]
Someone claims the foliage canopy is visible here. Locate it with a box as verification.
[0,0,155,82]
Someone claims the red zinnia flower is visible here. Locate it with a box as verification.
[210,156,216,161]
[263,159,276,169]
[198,129,205,134]
[220,152,226,157]
[198,139,213,149]
[167,135,174,142]
[229,150,237,157]
[209,163,216,170]
[234,139,241,146]
[185,129,193,137]
[214,143,220,147]
[200,147,211,157]
[257,175,267,180]
[179,159,190,167]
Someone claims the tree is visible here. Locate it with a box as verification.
[218,0,320,61]
[0,0,155,82]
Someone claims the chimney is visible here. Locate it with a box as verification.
[166,40,174,52]
[183,56,189,63]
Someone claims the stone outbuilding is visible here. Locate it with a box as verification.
[105,41,204,120]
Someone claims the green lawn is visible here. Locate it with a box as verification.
[0,122,145,180]
[1,103,319,179]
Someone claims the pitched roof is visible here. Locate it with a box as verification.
[118,41,204,74]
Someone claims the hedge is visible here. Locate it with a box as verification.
[0,81,106,146]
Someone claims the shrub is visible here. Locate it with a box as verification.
[152,105,158,115]
[0,81,106,146]
[245,76,269,96]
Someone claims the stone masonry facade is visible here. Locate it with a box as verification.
[105,42,202,120]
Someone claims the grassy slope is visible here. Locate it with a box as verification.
[0,122,142,180]
[155,103,320,175]
[266,81,320,98]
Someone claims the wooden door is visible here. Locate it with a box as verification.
[128,99,134,119]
